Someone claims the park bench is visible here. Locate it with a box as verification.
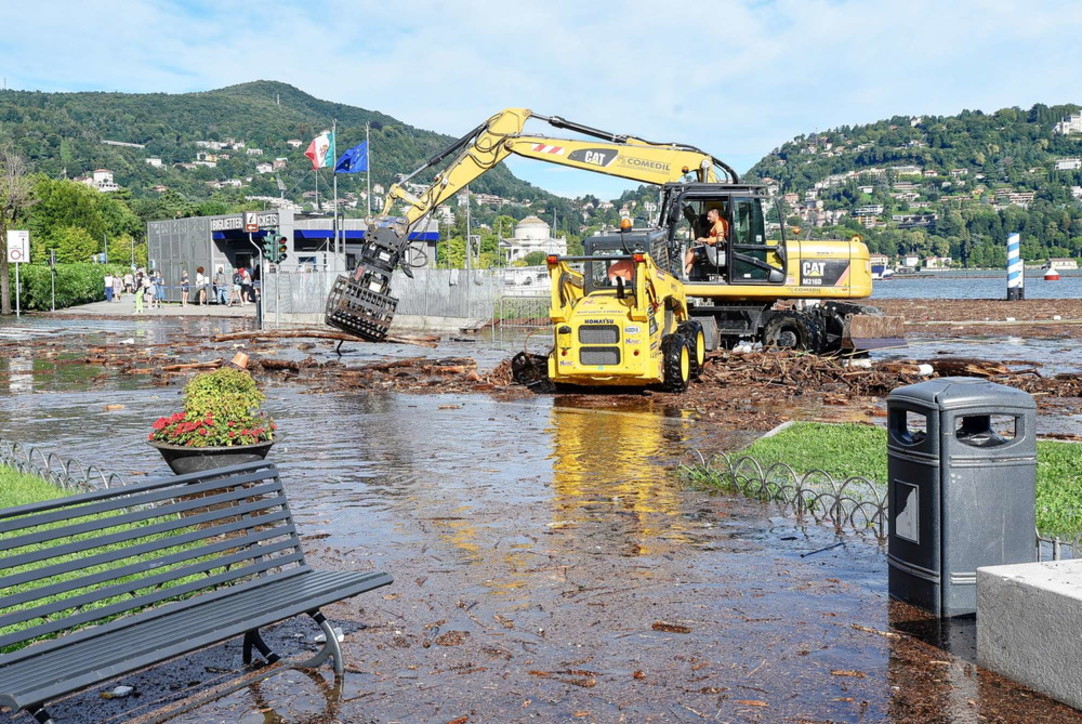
[0,460,392,723]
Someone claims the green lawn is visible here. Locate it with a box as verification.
[0,464,68,509]
[688,422,1082,538]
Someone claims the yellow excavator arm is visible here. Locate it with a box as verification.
[382,108,737,227]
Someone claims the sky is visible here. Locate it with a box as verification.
[2,0,1081,199]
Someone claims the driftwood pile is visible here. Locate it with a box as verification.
[699,351,1082,400]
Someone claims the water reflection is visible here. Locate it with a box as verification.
[547,400,699,557]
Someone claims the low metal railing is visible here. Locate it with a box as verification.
[0,437,126,491]
[681,451,888,538]
[682,451,1079,559]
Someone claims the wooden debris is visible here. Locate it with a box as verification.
[209,329,440,348]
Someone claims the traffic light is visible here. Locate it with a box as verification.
[275,236,288,264]
[260,234,275,260]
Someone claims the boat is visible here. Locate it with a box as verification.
[871,264,895,281]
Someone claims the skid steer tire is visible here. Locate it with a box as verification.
[661,333,691,393]
[510,351,555,394]
[680,321,706,379]
[761,312,822,353]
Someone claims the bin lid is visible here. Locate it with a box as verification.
[887,376,1036,411]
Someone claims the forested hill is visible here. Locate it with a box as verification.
[746,103,1082,265]
[0,80,550,207]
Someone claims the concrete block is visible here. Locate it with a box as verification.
[977,559,1082,711]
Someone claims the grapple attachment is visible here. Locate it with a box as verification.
[324,226,408,342]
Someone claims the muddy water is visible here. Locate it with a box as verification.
[2,320,1081,722]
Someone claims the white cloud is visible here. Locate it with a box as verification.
[1,0,1080,196]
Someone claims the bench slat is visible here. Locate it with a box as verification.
[0,464,282,534]
[0,550,308,650]
[0,569,393,709]
[0,478,284,556]
[0,522,300,632]
[0,506,292,594]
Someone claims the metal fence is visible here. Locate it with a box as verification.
[264,267,552,333]
[0,437,127,491]
[681,450,1079,559]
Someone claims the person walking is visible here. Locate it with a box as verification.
[144,274,157,311]
[180,270,190,306]
[134,279,144,314]
[195,267,208,305]
[240,267,253,305]
[229,268,243,306]
[104,273,114,303]
[154,270,165,308]
[213,266,229,305]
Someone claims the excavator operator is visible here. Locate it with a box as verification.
[607,259,635,285]
[684,206,728,276]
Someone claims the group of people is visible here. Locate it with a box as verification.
[131,270,165,314]
[109,265,258,312]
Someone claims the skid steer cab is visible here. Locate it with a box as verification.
[544,230,706,393]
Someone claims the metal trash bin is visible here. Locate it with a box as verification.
[887,377,1036,617]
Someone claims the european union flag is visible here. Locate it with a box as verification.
[334,140,369,174]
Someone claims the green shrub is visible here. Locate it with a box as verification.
[149,367,275,448]
[5,262,130,310]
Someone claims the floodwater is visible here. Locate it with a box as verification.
[2,317,1081,722]
[871,270,1082,300]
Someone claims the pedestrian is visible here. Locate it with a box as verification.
[195,266,208,305]
[230,268,243,306]
[134,279,144,314]
[144,274,157,310]
[154,270,165,308]
[104,273,114,303]
[214,266,228,305]
[180,270,190,306]
[240,267,253,305]
[123,271,135,295]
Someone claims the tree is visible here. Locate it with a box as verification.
[0,144,36,315]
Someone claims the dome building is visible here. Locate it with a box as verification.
[503,216,567,263]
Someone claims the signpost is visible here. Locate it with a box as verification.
[6,230,29,317]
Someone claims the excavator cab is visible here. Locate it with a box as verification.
[663,184,786,285]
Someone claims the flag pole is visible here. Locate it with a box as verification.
[332,119,340,270]
[366,121,372,219]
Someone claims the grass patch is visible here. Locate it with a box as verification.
[691,422,1082,538]
[0,464,221,651]
[0,463,68,509]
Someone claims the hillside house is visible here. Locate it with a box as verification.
[924,256,952,269]
[1047,258,1079,271]
[79,169,119,193]
[1055,158,1082,171]
[1054,114,1082,135]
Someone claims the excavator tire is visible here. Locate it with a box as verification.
[661,333,691,393]
[680,321,706,379]
[761,311,824,353]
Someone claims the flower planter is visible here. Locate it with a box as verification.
[148,439,274,476]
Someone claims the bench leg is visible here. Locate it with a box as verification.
[289,610,344,675]
[27,704,53,724]
[242,610,343,674]
[242,629,282,666]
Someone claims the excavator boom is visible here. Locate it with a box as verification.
[328,108,732,342]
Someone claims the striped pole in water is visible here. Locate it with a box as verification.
[1006,232,1024,300]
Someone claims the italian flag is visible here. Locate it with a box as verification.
[304,130,335,170]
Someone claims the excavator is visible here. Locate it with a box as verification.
[325,108,903,366]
